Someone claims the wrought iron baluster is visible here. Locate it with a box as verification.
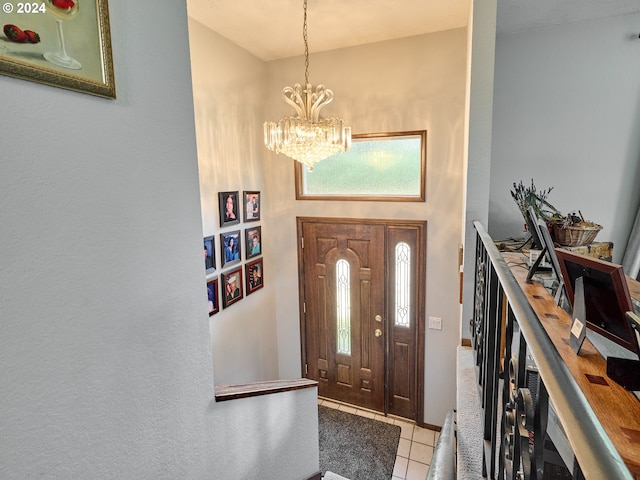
[471,221,634,480]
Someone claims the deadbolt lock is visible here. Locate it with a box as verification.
[375,315,382,323]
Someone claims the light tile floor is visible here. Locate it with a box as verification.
[318,398,440,480]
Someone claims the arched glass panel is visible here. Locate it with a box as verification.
[336,259,351,354]
[395,242,411,327]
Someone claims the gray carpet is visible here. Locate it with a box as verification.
[323,472,350,480]
[318,405,401,480]
[456,345,484,480]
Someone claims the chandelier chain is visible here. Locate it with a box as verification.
[263,0,351,171]
[303,0,309,85]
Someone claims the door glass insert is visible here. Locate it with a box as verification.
[336,259,351,354]
[395,242,411,327]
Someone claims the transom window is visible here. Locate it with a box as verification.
[295,131,426,202]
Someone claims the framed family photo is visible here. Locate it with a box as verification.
[245,258,263,295]
[206,277,219,316]
[218,191,240,227]
[245,226,261,259]
[222,267,243,308]
[243,191,260,222]
[220,230,240,268]
[0,0,116,98]
[204,235,215,274]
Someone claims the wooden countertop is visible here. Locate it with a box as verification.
[627,275,640,306]
[504,252,640,479]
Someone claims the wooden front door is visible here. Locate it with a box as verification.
[298,217,425,421]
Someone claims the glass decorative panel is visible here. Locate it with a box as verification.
[295,131,426,201]
[395,242,411,328]
[336,259,351,355]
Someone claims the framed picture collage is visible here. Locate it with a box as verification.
[205,191,263,315]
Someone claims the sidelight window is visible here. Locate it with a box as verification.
[395,242,411,327]
[336,259,351,354]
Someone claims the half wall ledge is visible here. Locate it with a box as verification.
[214,378,318,402]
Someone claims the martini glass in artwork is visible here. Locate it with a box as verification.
[44,0,81,70]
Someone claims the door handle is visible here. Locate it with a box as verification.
[375,329,382,337]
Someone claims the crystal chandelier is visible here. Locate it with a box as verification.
[263,0,351,171]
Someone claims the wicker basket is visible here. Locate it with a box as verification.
[552,224,602,247]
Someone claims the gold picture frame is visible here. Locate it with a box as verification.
[0,0,115,98]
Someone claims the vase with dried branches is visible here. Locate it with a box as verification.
[510,179,561,224]
[510,179,602,247]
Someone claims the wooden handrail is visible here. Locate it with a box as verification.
[215,378,318,402]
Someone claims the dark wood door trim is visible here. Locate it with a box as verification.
[296,216,426,426]
[386,224,426,422]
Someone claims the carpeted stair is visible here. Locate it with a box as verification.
[456,345,484,479]
[323,472,350,480]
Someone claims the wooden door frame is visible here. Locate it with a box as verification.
[296,216,426,427]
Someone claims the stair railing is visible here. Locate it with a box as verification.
[471,221,632,479]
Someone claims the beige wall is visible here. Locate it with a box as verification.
[190,18,468,425]
[189,20,279,385]
[266,30,468,426]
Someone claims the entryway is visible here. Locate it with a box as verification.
[318,398,438,479]
[297,217,426,423]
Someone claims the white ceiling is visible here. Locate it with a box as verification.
[185,0,470,61]
[496,0,640,35]
[186,0,640,62]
